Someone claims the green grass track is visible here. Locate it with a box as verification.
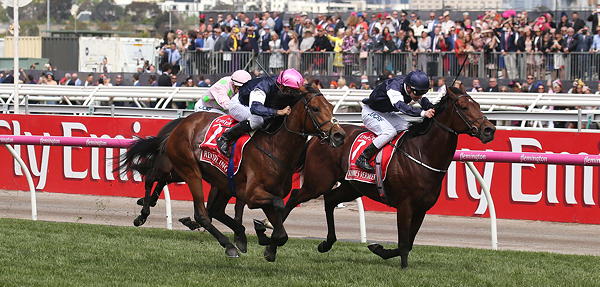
[0,218,598,286]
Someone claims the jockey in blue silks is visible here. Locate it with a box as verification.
[356,70,436,172]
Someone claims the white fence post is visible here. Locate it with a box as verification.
[4,144,37,220]
[465,161,498,250]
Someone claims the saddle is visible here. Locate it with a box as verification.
[345,131,404,184]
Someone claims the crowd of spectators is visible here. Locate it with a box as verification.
[4,7,600,99]
[154,8,600,81]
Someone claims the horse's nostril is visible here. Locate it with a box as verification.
[333,132,345,142]
[483,127,495,135]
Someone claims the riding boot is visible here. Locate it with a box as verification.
[356,143,379,173]
[217,120,252,157]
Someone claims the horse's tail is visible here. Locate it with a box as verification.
[117,118,184,176]
[118,136,165,176]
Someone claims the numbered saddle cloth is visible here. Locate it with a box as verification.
[345,131,404,184]
[199,115,252,175]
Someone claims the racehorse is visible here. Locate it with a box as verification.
[275,87,495,268]
[119,118,245,231]
[144,85,344,261]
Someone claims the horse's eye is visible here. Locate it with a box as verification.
[311,106,320,112]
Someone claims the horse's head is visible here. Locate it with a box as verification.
[442,87,495,143]
[286,85,345,147]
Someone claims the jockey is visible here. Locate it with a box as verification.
[216,68,304,157]
[194,70,252,112]
[356,70,436,172]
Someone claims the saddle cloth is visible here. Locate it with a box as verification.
[199,115,252,175]
[344,131,404,184]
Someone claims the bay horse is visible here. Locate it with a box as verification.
[162,85,345,260]
[119,118,245,231]
[276,87,495,268]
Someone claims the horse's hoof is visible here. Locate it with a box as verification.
[225,246,240,258]
[257,233,270,246]
[136,198,144,206]
[317,241,332,253]
[179,217,201,230]
[234,234,248,253]
[133,216,146,227]
[264,247,277,262]
[367,243,383,254]
[253,219,267,232]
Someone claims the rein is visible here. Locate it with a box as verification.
[256,91,339,167]
[283,93,339,141]
[399,93,485,173]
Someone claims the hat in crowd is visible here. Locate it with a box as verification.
[264,25,271,29]
[351,12,357,16]
[283,23,290,27]
[301,12,308,16]
[463,12,469,16]
[552,79,562,87]
[443,11,450,17]
[361,77,369,83]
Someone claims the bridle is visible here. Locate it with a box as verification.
[400,94,487,174]
[283,92,339,141]
[433,94,487,137]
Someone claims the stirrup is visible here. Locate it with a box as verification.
[216,136,231,157]
[356,156,375,172]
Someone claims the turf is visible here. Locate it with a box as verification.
[0,218,598,287]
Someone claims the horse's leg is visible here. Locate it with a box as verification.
[205,191,248,253]
[261,203,287,262]
[367,199,412,268]
[136,179,164,207]
[172,158,239,258]
[232,200,248,252]
[133,179,155,227]
[408,209,426,251]
[233,199,244,225]
[180,185,218,231]
[318,182,360,253]
[246,187,288,262]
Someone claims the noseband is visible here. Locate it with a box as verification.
[284,93,339,141]
[434,95,487,137]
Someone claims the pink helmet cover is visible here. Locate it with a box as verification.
[277,68,304,89]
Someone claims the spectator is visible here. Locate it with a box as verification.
[170,74,179,87]
[523,74,537,92]
[417,31,431,72]
[571,12,586,32]
[485,78,499,92]
[360,75,370,89]
[576,27,592,52]
[158,63,172,86]
[133,73,141,86]
[45,73,57,85]
[148,75,157,86]
[83,74,94,87]
[59,73,71,85]
[591,27,600,51]
[114,74,125,86]
[470,79,482,92]
[288,31,301,70]
[436,77,446,93]
[269,33,284,74]
[281,23,291,51]
[588,5,600,32]
[260,26,272,52]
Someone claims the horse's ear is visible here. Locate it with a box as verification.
[446,86,458,99]
[458,83,467,94]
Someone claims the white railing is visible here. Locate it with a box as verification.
[1,84,599,130]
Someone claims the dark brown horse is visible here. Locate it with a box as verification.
[162,85,345,260]
[277,87,495,268]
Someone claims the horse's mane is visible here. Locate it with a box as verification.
[406,87,461,137]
